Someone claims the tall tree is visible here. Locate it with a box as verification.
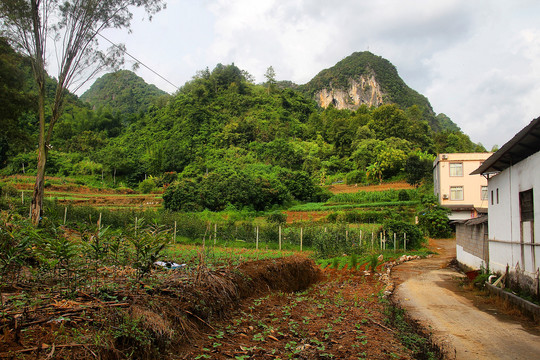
[0,0,164,225]
[264,65,276,93]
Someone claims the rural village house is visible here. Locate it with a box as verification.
[433,152,492,221]
[464,117,540,292]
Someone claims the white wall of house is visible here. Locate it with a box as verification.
[457,245,485,269]
[488,150,540,275]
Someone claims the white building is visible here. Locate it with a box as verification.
[470,117,540,291]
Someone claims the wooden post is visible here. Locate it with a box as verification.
[64,207,67,225]
[324,227,327,233]
[300,227,303,252]
[371,232,374,250]
[394,233,396,252]
[346,230,349,243]
[98,213,102,230]
[174,221,177,242]
[380,232,383,249]
[256,226,259,250]
[214,223,217,245]
[279,225,282,251]
[359,230,362,248]
[135,217,138,236]
[22,162,25,174]
[404,233,407,251]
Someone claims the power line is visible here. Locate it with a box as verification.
[97,33,179,91]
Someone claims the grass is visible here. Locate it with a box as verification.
[289,201,419,212]
[316,248,434,270]
[164,243,309,268]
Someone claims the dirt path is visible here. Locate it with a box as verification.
[392,238,540,359]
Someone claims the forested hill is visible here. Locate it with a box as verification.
[80,70,169,115]
[302,51,458,132]
[2,36,486,208]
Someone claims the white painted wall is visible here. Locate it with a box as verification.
[457,245,485,269]
[488,150,540,275]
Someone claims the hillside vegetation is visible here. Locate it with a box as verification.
[1,39,485,212]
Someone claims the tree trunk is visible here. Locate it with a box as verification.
[30,146,47,226]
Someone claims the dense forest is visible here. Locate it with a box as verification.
[1,38,485,211]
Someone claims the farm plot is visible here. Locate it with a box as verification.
[4,175,162,210]
[178,265,437,360]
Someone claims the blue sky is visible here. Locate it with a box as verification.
[93,0,540,149]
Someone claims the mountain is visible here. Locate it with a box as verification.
[80,70,169,115]
[302,51,457,132]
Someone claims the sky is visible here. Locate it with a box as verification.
[92,0,540,150]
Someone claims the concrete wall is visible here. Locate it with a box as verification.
[456,222,488,270]
[488,151,540,280]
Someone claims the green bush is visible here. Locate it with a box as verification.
[383,219,425,249]
[417,195,453,238]
[138,178,157,194]
[345,170,366,185]
[266,212,287,224]
[398,189,410,201]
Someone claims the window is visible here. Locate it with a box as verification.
[450,186,464,201]
[481,186,488,201]
[449,163,463,177]
[520,189,534,222]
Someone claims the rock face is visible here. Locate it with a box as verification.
[316,74,385,110]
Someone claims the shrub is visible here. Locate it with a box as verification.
[266,212,287,224]
[345,170,366,185]
[74,159,103,175]
[383,219,425,249]
[138,178,157,194]
[398,189,410,201]
[417,195,453,238]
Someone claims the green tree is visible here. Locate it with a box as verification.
[264,66,276,93]
[404,154,432,187]
[0,0,164,225]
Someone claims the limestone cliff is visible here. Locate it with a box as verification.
[316,74,385,110]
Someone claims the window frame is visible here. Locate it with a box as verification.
[449,162,463,177]
[481,186,488,201]
[450,186,464,201]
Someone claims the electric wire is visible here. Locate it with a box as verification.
[97,33,179,91]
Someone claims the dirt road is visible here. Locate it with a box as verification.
[392,238,540,360]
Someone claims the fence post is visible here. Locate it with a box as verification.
[214,223,217,245]
[359,230,362,248]
[380,232,383,250]
[174,221,177,242]
[279,225,282,251]
[300,227,303,252]
[256,226,259,250]
[98,213,102,230]
[64,207,67,225]
[371,232,374,250]
[394,233,396,252]
[404,233,406,251]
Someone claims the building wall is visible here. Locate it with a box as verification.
[433,153,492,211]
[456,222,488,269]
[488,150,540,277]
